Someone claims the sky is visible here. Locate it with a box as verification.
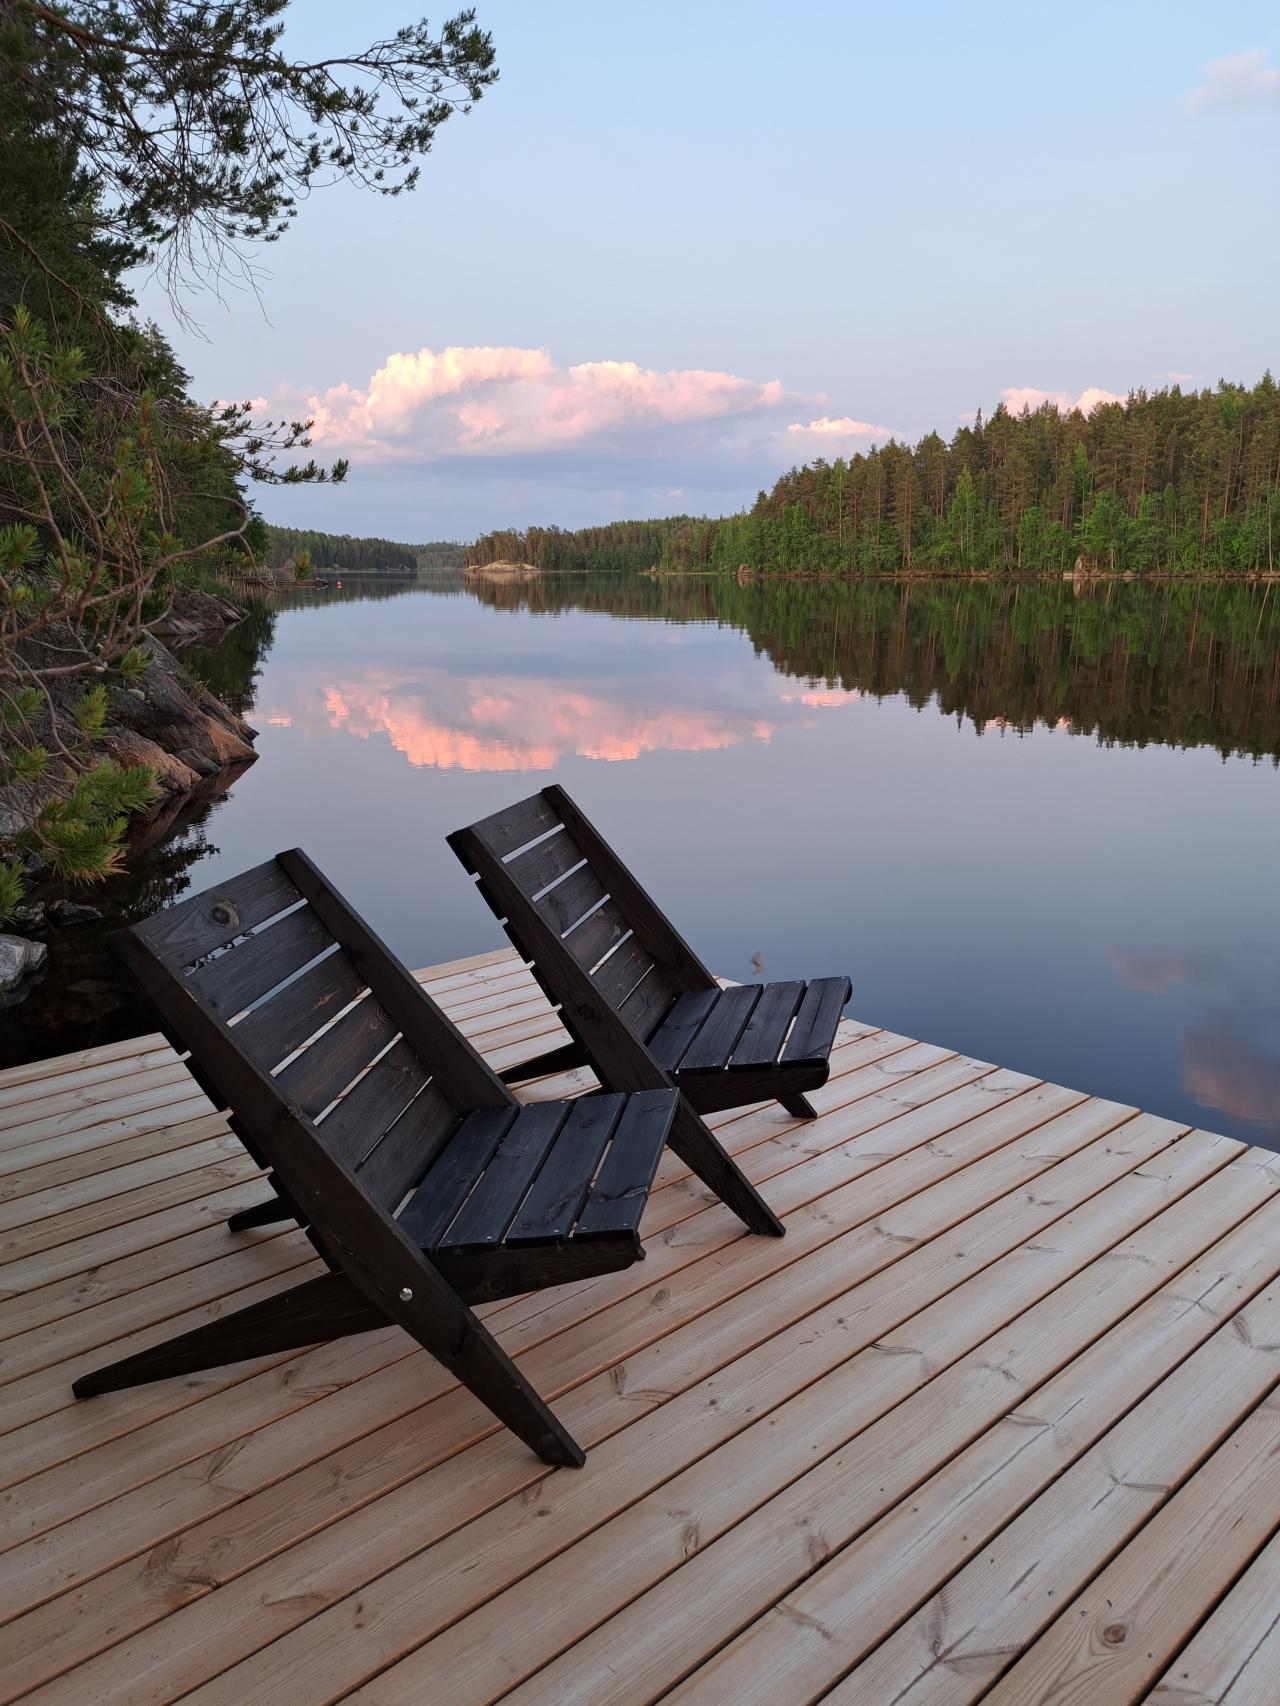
[134,0,1280,544]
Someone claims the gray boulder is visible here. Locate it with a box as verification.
[0,934,47,995]
[47,900,102,928]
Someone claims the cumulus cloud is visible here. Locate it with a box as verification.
[277,344,792,464]
[1187,48,1280,113]
[1000,385,1126,417]
[786,415,898,442]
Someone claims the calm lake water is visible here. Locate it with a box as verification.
[6,573,1280,1149]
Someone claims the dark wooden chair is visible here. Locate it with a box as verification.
[71,848,688,1467]
[447,783,852,1145]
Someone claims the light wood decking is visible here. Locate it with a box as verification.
[2,947,1279,1704]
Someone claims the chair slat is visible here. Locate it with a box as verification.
[234,949,365,1072]
[278,848,509,1115]
[781,977,853,1066]
[132,857,301,965]
[437,1102,568,1250]
[470,793,563,860]
[564,898,630,971]
[621,965,680,1041]
[648,988,719,1071]
[678,985,762,1074]
[319,1038,430,1166]
[275,994,398,1117]
[575,1089,677,1241]
[591,934,654,1008]
[399,1106,516,1247]
[536,864,609,937]
[507,1094,626,1244]
[729,980,805,1069]
[189,904,335,1019]
[505,828,584,898]
[357,1083,458,1208]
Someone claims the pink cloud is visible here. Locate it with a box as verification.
[283,344,789,462]
[786,415,897,441]
[1187,48,1280,113]
[1000,385,1126,417]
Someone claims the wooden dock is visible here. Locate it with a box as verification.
[3,945,1280,1704]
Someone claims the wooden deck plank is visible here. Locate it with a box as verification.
[0,951,1277,1706]
[0,1024,944,1491]
[982,1393,1280,1704]
[0,1080,1085,1696]
[0,1075,1068,1649]
[1151,1527,1280,1704]
[353,1115,1216,1706]
[673,1151,1280,1705]
[168,1109,1233,1706]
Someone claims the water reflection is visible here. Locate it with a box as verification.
[257,664,858,773]
[4,574,1277,1154]
[472,574,1280,763]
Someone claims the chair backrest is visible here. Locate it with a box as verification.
[448,785,715,1048]
[116,848,511,1215]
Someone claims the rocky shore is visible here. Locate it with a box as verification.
[1,591,258,1002]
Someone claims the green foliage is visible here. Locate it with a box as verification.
[5,2,497,301]
[0,860,23,920]
[0,2,500,922]
[72,685,109,737]
[468,378,1280,577]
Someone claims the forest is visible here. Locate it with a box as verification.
[263,527,463,575]
[466,377,1280,577]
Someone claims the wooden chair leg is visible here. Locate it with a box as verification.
[665,1099,784,1237]
[399,1261,586,1468]
[72,1272,384,1398]
[780,1093,819,1120]
[228,1195,298,1231]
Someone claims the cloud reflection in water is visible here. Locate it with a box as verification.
[261,667,859,774]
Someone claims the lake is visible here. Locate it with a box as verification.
[5,573,1279,1150]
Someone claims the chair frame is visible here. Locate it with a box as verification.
[448,786,847,1227]
[72,849,684,1467]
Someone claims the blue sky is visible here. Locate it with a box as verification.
[136,1,1280,542]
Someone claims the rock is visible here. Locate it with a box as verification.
[148,587,248,646]
[462,561,540,583]
[175,746,221,778]
[103,727,202,796]
[11,901,46,930]
[0,934,47,994]
[107,636,257,773]
[47,900,102,927]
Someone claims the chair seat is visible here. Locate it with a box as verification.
[648,978,851,1079]
[398,1089,678,1271]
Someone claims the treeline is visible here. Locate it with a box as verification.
[463,521,693,574]
[467,377,1280,576]
[463,575,1280,765]
[265,527,463,574]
